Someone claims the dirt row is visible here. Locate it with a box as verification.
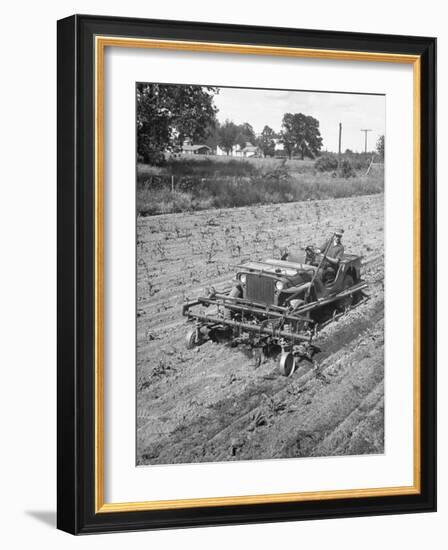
[136,194,384,465]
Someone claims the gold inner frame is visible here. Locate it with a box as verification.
[94,36,421,513]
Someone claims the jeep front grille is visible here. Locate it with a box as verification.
[245,274,275,304]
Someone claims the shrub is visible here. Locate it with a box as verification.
[314,156,356,178]
[315,155,338,172]
[339,159,356,178]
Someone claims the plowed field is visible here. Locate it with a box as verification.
[136,194,384,465]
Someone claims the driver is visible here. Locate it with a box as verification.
[315,229,345,282]
[316,229,345,264]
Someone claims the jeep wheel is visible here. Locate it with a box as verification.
[279,351,296,377]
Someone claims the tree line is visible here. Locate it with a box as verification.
[137,83,384,165]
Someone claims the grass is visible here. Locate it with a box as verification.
[137,156,384,216]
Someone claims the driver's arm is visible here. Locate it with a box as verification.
[325,255,339,265]
[326,246,344,265]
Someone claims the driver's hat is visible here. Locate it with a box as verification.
[334,228,344,236]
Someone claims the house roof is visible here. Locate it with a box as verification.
[182,144,211,151]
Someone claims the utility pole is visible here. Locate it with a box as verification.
[360,129,372,153]
[338,123,342,156]
[338,122,342,173]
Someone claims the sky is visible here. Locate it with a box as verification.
[212,87,385,153]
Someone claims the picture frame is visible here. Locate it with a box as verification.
[57,14,436,534]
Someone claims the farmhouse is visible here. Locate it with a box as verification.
[235,142,260,158]
[182,144,211,155]
[182,138,211,155]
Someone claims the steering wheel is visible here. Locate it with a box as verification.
[305,246,317,264]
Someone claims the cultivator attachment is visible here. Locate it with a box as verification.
[182,279,368,377]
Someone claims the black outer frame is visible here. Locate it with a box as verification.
[57,14,436,535]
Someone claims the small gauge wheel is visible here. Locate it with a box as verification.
[279,351,296,377]
[185,328,198,350]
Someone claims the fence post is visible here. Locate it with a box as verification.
[171,175,174,194]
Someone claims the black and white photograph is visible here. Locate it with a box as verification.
[136,83,385,466]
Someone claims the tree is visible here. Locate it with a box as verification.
[280,113,323,160]
[203,120,220,152]
[236,122,256,150]
[137,83,218,165]
[279,114,296,159]
[217,120,240,155]
[376,135,385,160]
[257,125,276,157]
